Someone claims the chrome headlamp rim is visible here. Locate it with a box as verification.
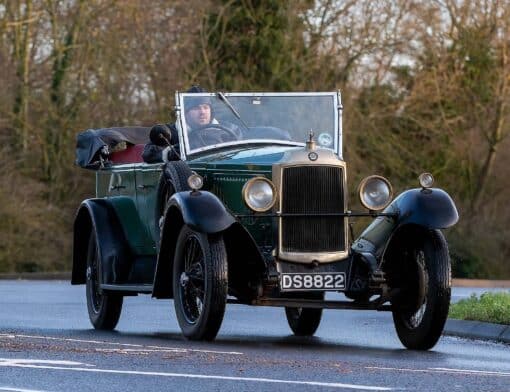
[358,175,393,211]
[242,177,277,212]
[418,172,434,188]
[187,172,204,191]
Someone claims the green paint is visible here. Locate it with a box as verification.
[187,145,288,247]
[97,166,156,255]
[108,196,155,256]
[95,145,295,253]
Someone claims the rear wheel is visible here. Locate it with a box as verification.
[284,292,324,336]
[86,231,123,330]
[389,229,451,350]
[173,225,228,341]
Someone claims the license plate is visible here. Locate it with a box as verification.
[280,272,346,291]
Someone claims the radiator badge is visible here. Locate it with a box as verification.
[308,152,318,161]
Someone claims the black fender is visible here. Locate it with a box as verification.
[152,190,236,298]
[169,190,236,234]
[352,188,458,260]
[72,199,133,285]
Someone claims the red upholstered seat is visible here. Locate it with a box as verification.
[110,144,145,164]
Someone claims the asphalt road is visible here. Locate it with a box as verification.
[1,281,509,392]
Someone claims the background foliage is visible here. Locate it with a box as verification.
[0,0,509,277]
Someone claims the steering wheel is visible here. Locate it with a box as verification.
[189,123,241,148]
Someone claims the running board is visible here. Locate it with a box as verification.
[100,284,153,294]
[227,297,392,311]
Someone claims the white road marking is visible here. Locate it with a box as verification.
[0,360,394,391]
[95,348,189,354]
[95,346,202,354]
[0,359,92,367]
[367,366,510,377]
[432,367,510,377]
[0,387,50,392]
[0,333,242,355]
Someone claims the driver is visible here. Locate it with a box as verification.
[142,86,241,163]
[185,97,214,130]
[184,91,242,150]
[142,85,206,163]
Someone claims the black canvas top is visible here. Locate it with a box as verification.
[75,127,150,169]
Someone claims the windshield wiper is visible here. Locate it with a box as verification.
[217,92,250,130]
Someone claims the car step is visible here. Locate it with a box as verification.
[227,297,392,311]
[100,284,153,294]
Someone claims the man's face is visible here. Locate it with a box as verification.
[186,104,211,129]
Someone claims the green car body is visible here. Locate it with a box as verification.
[72,91,459,350]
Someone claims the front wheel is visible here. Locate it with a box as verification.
[390,229,451,350]
[86,231,123,330]
[173,225,228,341]
[284,292,324,336]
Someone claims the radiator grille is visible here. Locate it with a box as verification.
[281,166,345,253]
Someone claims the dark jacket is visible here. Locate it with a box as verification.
[142,124,180,163]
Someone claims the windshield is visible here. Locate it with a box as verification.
[178,92,340,156]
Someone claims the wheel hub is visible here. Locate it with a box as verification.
[180,272,189,287]
[413,251,428,312]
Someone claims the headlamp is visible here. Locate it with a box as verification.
[358,175,393,211]
[242,177,276,212]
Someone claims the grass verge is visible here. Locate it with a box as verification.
[449,292,510,325]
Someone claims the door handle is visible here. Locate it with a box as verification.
[109,185,126,191]
[137,184,154,190]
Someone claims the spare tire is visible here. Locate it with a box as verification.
[163,161,193,193]
[155,161,193,237]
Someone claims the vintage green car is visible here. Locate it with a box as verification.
[72,91,458,350]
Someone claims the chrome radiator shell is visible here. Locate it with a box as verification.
[272,149,348,263]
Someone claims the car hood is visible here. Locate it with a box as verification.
[188,145,302,171]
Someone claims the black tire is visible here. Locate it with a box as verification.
[163,161,193,193]
[390,229,451,350]
[85,231,123,330]
[284,292,324,336]
[158,161,193,216]
[156,161,193,234]
[173,225,228,341]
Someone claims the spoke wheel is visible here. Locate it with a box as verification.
[390,228,451,350]
[179,235,206,324]
[284,292,324,336]
[173,225,227,341]
[85,231,123,330]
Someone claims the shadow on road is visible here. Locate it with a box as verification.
[42,328,449,361]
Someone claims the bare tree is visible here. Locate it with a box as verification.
[5,0,36,151]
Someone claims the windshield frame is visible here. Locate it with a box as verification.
[175,91,343,160]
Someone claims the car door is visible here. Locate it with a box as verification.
[134,163,163,245]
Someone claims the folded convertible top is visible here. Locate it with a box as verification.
[75,127,150,169]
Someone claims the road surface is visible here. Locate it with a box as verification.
[0,281,509,391]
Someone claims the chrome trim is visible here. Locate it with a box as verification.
[272,148,349,264]
[188,140,304,156]
[279,251,349,263]
[103,164,135,170]
[337,90,343,159]
[174,91,187,161]
[220,92,338,97]
[175,92,341,158]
